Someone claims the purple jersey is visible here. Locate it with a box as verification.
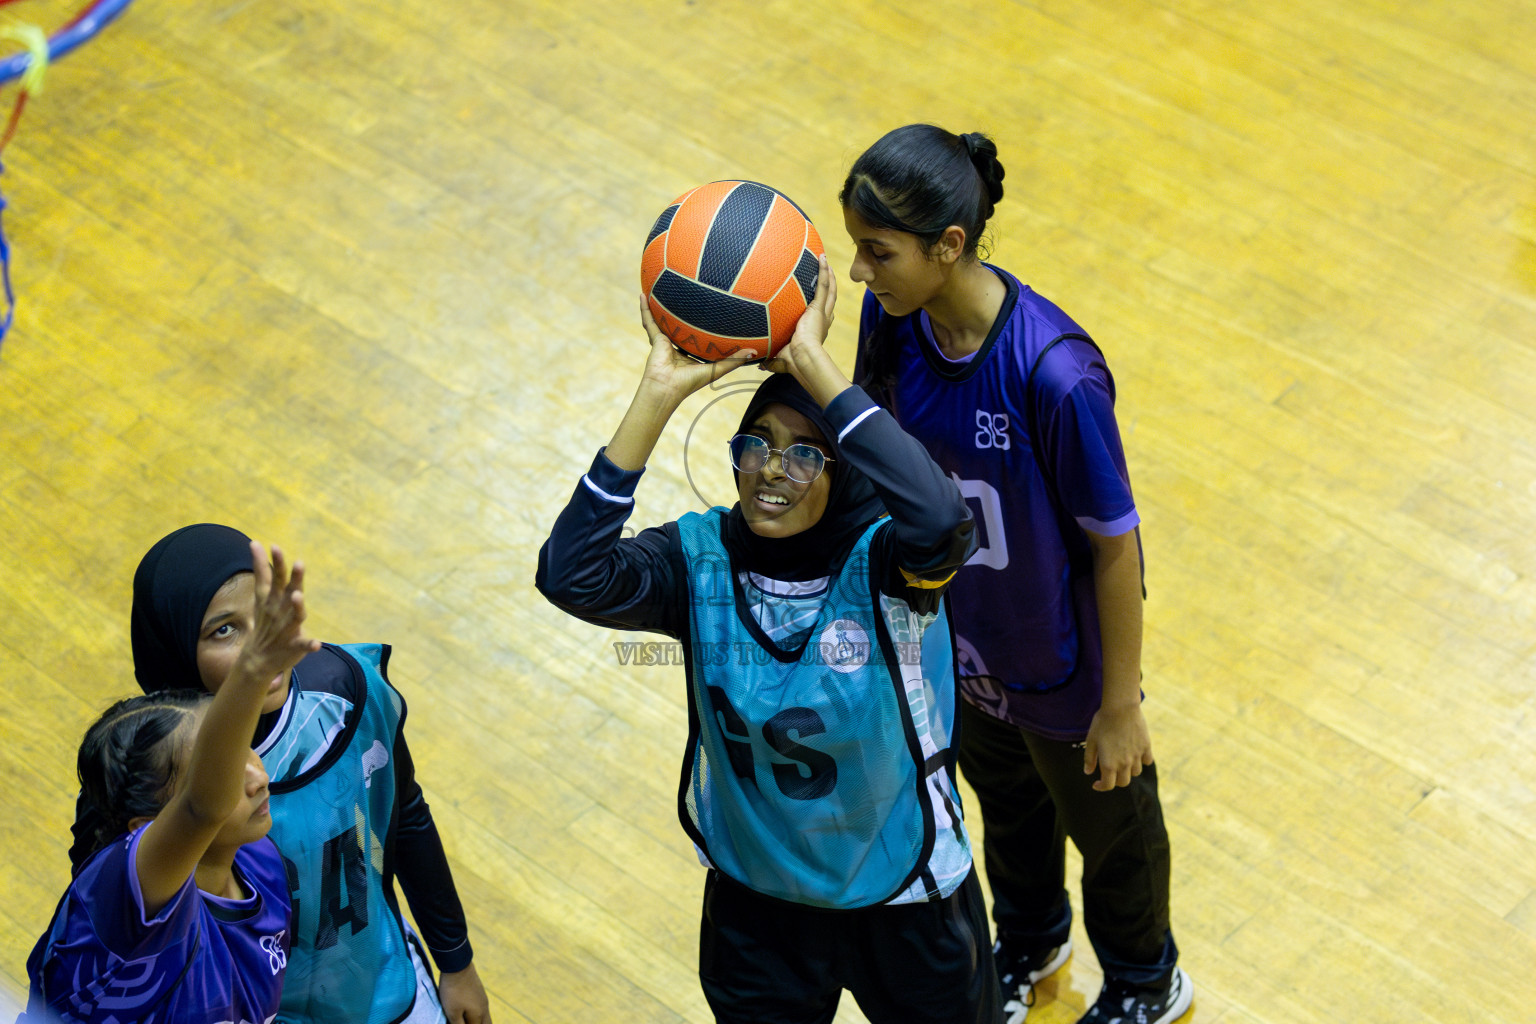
[857,268,1139,740]
[24,824,291,1024]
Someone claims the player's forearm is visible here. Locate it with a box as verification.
[788,339,853,409]
[1089,529,1144,711]
[605,378,684,470]
[536,449,682,633]
[392,765,474,972]
[182,658,270,823]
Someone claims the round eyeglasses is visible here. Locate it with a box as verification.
[728,433,834,484]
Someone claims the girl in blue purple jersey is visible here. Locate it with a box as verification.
[23,541,315,1024]
[841,124,1192,1024]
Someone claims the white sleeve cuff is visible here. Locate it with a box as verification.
[837,406,880,443]
[582,475,635,505]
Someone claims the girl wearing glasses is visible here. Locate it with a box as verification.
[537,256,1002,1024]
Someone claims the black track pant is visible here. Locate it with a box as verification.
[958,699,1178,986]
[698,867,1003,1024]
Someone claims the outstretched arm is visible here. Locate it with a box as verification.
[536,299,756,630]
[135,542,319,913]
[605,295,759,470]
[758,255,849,408]
[763,256,975,589]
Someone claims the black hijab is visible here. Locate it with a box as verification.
[130,523,255,694]
[721,374,884,581]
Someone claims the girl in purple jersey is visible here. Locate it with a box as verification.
[840,124,1192,1024]
[23,542,317,1024]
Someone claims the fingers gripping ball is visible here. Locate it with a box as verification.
[641,180,825,362]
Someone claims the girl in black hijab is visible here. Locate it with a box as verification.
[130,523,258,696]
[72,523,491,1024]
[537,256,1000,1024]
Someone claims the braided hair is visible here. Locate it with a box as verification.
[74,690,209,864]
[840,124,1007,391]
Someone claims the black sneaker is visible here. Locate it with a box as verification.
[1077,966,1193,1024]
[996,937,1072,1023]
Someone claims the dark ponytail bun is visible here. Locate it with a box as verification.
[958,132,1005,216]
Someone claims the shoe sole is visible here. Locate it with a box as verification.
[1027,939,1073,985]
[1148,966,1194,1024]
[1002,941,1075,1024]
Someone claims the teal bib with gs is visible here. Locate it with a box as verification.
[676,510,941,909]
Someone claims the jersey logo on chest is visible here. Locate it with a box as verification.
[974,410,1010,450]
[818,618,871,674]
[260,930,287,974]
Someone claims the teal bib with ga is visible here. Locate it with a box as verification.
[265,643,418,1024]
[676,510,941,909]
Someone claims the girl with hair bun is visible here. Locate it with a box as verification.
[24,541,315,1024]
[842,124,1193,1024]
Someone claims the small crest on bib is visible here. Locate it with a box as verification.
[818,618,871,674]
[361,739,389,788]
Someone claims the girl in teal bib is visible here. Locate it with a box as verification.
[71,524,491,1024]
[539,257,1002,1024]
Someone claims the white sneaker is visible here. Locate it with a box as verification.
[1076,966,1193,1024]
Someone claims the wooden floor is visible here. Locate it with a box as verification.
[2,0,1535,1020]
